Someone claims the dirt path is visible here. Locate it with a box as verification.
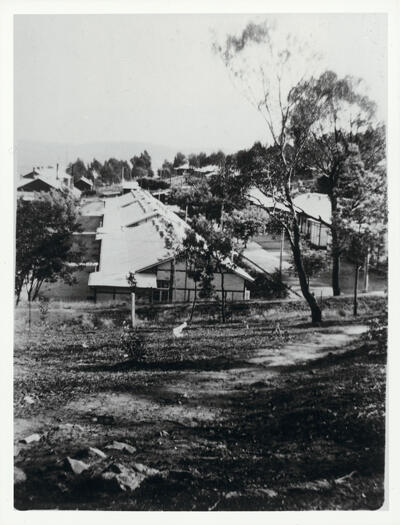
[58,323,368,432]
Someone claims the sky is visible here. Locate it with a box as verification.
[14,13,387,161]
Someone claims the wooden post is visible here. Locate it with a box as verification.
[131,292,136,327]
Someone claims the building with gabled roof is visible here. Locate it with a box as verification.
[88,187,254,303]
[247,187,332,248]
[74,176,94,192]
[17,165,81,199]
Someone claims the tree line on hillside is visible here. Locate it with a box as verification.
[66,150,155,186]
[66,149,230,186]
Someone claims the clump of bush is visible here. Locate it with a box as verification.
[365,307,387,353]
[137,177,170,191]
[99,317,115,329]
[38,296,50,325]
[248,270,288,299]
[119,321,146,361]
[80,312,95,329]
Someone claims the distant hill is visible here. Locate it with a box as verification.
[14,140,180,178]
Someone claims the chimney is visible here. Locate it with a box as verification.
[56,163,59,180]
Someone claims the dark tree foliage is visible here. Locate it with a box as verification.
[299,71,384,296]
[168,179,221,221]
[158,159,174,179]
[180,215,243,323]
[90,158,103,173]
[290,244,327,285]
[137,178,170,191]
[131,150,154,178]
[101,158,131,184]
[352,125,386,172]
[15,190,83,305]
[66,158,89,183]
[248,270,288,299]
[173,152,187,168]
[188,154,200,168]
[186,150,226,168]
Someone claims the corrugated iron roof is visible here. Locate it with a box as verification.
[248,187,332,225]
[243,241,290,274]
[293,193,331,225]
[90,188,253,289]
[17,175,81,198]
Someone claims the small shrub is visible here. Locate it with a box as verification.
[81,313,95,329]
[248,271,288,299]
[365,317,387,349]
[119,321,146,361]
[38,296,50,324]
[271,321,291,343]
[99,317,114,329]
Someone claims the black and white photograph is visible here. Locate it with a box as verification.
[2,0,399,520]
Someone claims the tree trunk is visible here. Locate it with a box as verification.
[353,263,359,317]
[331,231,341,296]
[330,196,341,296]
[363,251,370,292]
[220,269,226,323]
[291,220,322,324]
[27,290,32,329]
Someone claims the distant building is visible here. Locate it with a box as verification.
[173,163,193,177]
[74,176,94,192]
[294,193,331,248]
[122,180,140,194]
[17,165,81,199]
[247,188,331,248]
[88,187,254,303]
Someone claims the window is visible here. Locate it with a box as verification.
[157,279,170,289]
[153,289,170,303]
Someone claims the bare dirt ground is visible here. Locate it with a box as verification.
[14,301,386,510]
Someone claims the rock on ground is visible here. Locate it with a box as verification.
[105,441,137,454]
[65,457,90,475]
[14,467,27,484]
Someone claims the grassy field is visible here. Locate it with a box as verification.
[14,297,387,510]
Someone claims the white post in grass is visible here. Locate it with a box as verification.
[127,272,137,327]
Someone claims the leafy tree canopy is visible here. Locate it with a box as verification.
[173,152,187,168]
[15,190,83,305]
[66,158,90,183]
[131,150,154,178]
